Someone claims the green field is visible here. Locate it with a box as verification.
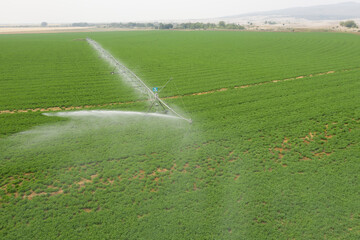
[0,31,359,239]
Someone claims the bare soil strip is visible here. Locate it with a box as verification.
[0,68,356,114]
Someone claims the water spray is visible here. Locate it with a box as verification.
[86,38,192,124]
[43,110,184,121]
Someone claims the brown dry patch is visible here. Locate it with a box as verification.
[0,101,133,114]
[184,163,189,168]
[192,90,215,96]
[165,95,180,99]
[270,137,291,160]
[1,174,34,192]
[193,182,197,191]
[150,188,158,192]
[83,208,92,213]
[50,189,64,196]
[274,147,285,159]
[132,170,145,180]
[26,191,47,200]
[0,27,97,35]
[77,178,92,187]
[301,157,311,161]
[282,164,288,168]
[274,147,284,152]
[302,132,315,144]
[234,175,240,180]
[157,168,168,173]
[171,163,177,170]
[236,85,249,89]
[77,174,98,188]
[154,177,159,182]
[314,151,332,157]
[325,135,333,139]
[218,88,228,92]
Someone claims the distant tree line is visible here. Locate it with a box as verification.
[176,21,244,30]
[340,20,358,28]
[68,21,245,30]
[72,22,95,27]
[264,21,277,25]
[100,21,245,30]
[108,22,156,28]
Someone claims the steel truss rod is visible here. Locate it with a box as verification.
[86,38,192,123]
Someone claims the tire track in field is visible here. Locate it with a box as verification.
[0,67,358,114]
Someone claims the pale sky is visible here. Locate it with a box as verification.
[0,0,359,24]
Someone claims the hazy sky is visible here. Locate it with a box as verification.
[1,0,359,24]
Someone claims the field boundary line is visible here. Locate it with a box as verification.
[1,67,358,115]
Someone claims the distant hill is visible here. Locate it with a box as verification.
[225,2,360,20]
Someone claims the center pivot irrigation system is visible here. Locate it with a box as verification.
[86,38,192,124]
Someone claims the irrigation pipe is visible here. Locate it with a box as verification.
[86,38,192,123]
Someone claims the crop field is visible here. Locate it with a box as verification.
[0,34,139,111]
[0,31,359,239]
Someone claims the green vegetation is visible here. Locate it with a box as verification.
[0,34,138,111]
[0,31,359,239]
[89,31,360,97]
[340,20,358,28]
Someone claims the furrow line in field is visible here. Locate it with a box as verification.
[0,67,358,114]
